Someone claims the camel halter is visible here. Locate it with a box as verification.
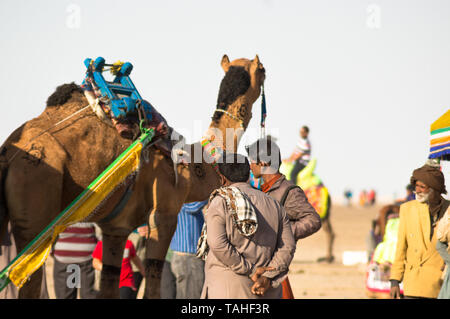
[202,84,267,176]
[260,84,267,138]
[213,84,267,134]
[213,109,244,129]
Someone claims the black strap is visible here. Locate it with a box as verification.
[441,200,450,217]
[435,199,450,225]
[280,185,300,207]
[99,183,134,223]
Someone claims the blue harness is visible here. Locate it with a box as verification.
[81,56,154,122]
[81,57,154,223]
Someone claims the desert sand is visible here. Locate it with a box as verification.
[288,203,378,299]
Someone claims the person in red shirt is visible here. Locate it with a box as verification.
[92,239,146,299]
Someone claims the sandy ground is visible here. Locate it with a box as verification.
[288,203,378,299]
[41,203,379,299]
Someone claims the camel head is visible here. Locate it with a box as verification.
[220,54,266,103]
[208,55,265,151]
[212,55,266,129]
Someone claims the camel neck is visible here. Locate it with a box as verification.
[204,99,251,152]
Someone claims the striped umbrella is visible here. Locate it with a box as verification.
[429,109,450,161]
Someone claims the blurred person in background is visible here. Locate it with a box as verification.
[161,201,208,299]
[405,184,416,202]
[52,222,98,299]
[92,238,146,299]
[436,204,450,299]
[286,126,311,183]
[128,224,149,298]
[344,189,353,206]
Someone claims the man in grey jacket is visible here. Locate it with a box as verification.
[200,153,296,299]
[246,137,321,298]
[246,137,321,241]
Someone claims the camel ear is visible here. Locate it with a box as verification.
[221,54,230,73]
[253,55,260,66]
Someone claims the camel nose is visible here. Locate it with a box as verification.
[120,130,135,140]
[156,122,168,136]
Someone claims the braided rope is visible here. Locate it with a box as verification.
[201,138,221,175]
[214,109,244,128]
[7,105,91,165]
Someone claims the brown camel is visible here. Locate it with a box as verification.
[0,81,170,298]
[0,55,265,298]
[317,195,335,263]
[142,55,266,298]
[93,54,265,299]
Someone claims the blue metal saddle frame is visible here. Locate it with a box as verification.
[83,56,153,121]
[82,56,154,223]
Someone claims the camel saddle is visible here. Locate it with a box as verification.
[82,57,154,121]
[81,56,176,159]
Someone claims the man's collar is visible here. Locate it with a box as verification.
[264,174,286,192]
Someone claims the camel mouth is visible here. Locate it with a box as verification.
[114,120,168,141]
[112,108,169,140]
[258,67,266,84]
[139,121,169,139]
[155,122,169,137]
[143,107,170,139]
[113,120,139,140]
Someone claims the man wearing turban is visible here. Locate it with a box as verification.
[390,161,449,298]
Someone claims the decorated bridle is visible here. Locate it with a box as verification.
[201,84,267,176]
[213,109,245,129]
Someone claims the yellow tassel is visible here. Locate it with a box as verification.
[8,141,143,288]
[110,60,125,76]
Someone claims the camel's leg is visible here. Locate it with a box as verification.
[317,196,335,263]
[143,210,178,299]
[0,159,9,242]
[321,218,335,262]
[0,215,10,248]
[97,233,128,299]
[6,141,66,298]
[9,235,45,299]
[18,266,44,299]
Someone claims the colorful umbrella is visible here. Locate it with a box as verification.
[429,109,450,161]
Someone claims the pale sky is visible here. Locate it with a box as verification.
[0,0,449,202]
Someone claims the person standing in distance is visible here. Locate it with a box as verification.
[286,126,311,183]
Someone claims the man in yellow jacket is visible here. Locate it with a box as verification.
[390,162,449,299]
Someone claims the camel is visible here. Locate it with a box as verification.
[0,81,170,298]
[94,54,265,299]
[0,55,265,298]
[367,204,400,260]
[141,55,266,298]
[280,159,335,263]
